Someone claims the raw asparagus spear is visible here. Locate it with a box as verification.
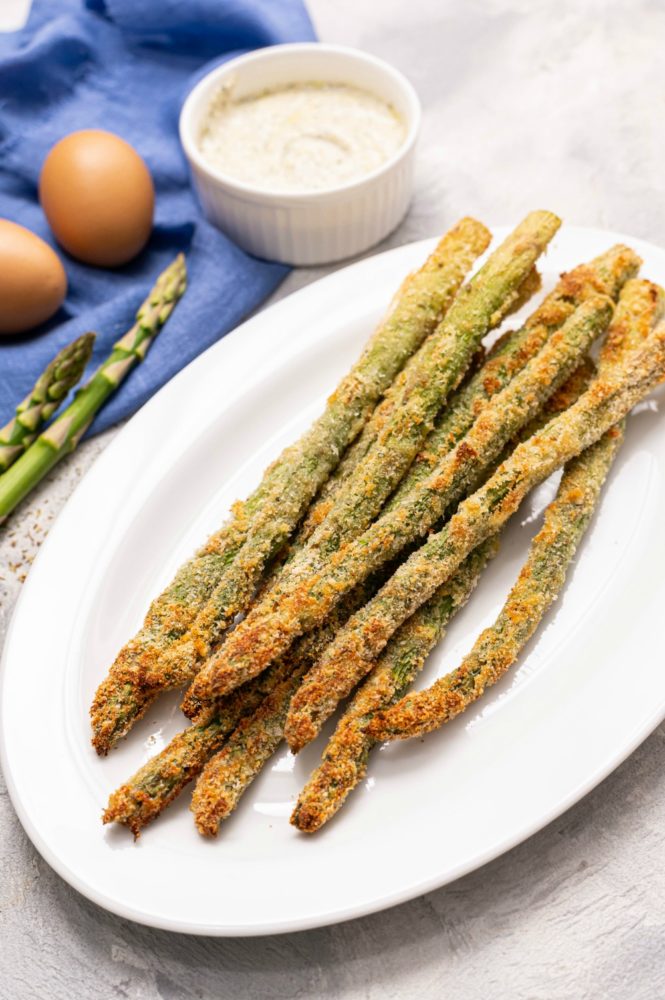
[0,256,186,524]
[91,221,489,755]
[291,538,499,833]
[282,320,665,752]
[185,289,606,718]
[0,333,95,473]
[182,212,561,713]
[368,279,664,744]
[368,427,624,742]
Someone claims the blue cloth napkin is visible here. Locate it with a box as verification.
[0,0,316,434]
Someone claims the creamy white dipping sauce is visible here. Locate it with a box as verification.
[198,82,406,193]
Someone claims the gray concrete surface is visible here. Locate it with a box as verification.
[2,1,664,997]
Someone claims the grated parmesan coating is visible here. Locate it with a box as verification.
[183,212,561,715]
[199,82,406,194]
[300,316,665,751]
[291,538,499,833]
[282,296,614,750]
[90,219,488,754]
[369,423,625,742]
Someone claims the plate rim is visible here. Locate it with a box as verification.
[3,224,665,936]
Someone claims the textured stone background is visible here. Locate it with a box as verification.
[2,1,664,997]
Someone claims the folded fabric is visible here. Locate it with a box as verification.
[0,0,316,434]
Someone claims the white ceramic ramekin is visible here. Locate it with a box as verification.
[179,43,421,266]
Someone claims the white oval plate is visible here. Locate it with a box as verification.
[2,227,665,937]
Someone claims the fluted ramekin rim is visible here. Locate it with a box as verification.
[179,42,421,206]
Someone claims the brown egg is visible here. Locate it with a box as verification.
[39,130,155,268]
[0,219,67,335]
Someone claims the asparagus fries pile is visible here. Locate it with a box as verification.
[97,213,665,840]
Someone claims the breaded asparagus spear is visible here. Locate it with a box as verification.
[189,542,496,836]
[290,359,597,832]
[309,247,633,545]
[286,336,596,752]
[291,539,500,833]
[190,538,500,837]
[182,212,561,713]
[598,278,665,371]
[367,279,664,744]
[191,658,312,836]
[103,659,291,836]
[184,290,607,718]
[103,573,387,835]
[111,279,557,833]
[368,428,624,742]
[387,245,640,507]
[295,268,541,544]
[185,277,549,834]
[102,327,528,832]
[192,542,497,836]
[176,214,559,699]
[91,221,489,755]
[111,332,613,836]
[291,373,587,832]
[123,358,594,837]
[282,321,665,751]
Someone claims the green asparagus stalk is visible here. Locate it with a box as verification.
[184,290,606,719]
[368,427,624,742]
[282,319,665,752]
[282,295,613,749]
[181,212,560,716]
[190,642,327,837]
[290,356,599,832]
[163,217,516,673]
[291,538,499,833]
[367,279,665,744]
[91,220,490,755]
[0,256,187,525]
[103,572,387,835]
[103,657,293,837]
[0,333,95,473]
[387,245,640,508]
[192,543,505,838]
[294,266,541,546]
